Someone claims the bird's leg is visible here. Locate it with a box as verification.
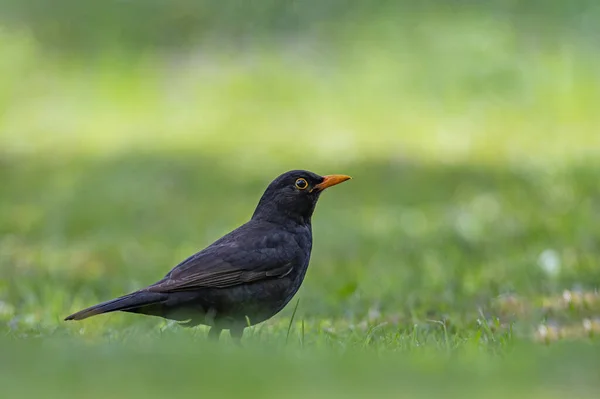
[230,325,245,346]
[208,326,222,341]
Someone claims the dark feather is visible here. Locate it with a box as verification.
[147,237,296,292]
[64,291,167,321]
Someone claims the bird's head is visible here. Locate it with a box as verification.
[252,170,351,225]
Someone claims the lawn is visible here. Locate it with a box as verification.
[1,4,600,397]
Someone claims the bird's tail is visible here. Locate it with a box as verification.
[64,291,166,321]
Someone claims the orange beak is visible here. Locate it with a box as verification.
[312,174,352,192]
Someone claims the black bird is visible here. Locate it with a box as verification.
[65,170,351,342]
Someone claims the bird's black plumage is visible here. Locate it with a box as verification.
[65,170,351,341]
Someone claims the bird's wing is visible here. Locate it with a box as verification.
[146,242,296,293]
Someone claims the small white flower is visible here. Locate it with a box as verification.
[538,249,561,276]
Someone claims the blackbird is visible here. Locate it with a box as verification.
[65,170,351,341]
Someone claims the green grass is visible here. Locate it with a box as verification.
[3,338,599,399]
[1,8,600,397]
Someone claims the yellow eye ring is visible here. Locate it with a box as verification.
[295,178,308,190]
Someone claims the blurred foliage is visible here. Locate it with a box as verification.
[0,0,599,51]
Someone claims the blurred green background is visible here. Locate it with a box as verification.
[1,1,600,397]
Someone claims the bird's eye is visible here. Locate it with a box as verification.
[295,178,308,190]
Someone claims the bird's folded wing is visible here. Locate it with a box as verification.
[146,246,295,292]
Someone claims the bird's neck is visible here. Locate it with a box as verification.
[251,189,316,227]
[251,206,312,228]
[252,211,312,228]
